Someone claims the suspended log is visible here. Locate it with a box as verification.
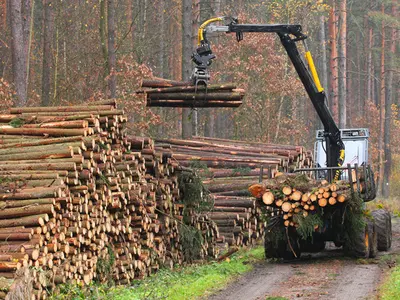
[148,92,243,101]
[141,77,189,88]
[147,100,242,108]
[142,83,237,94]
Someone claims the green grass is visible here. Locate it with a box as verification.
[51,246,264,300]
[379,254,400,300]
[380,264,400,300]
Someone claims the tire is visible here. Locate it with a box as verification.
[334,241,343,248]
[344,220,370,258]
[300,239,326,253]
[372,209,392,251]
[264,226,301,259]
[368,220,378,258]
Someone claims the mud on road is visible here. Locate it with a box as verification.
[208,217,399,300]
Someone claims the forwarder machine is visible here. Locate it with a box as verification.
[191,16,392,259]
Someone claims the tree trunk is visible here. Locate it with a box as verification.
[204,110,215,137]
[157,0,166,137]
[99,0,108,82]
[181,0,192,138]
[9,0,29,106]
[382,1,396,197]
[366,26,373,106]
[377,4,385,196]
[107,0,116,98]
[338,0,347,128]
[319,15,329,92]
[41,0,54,106]
[24,0,34,94]
[328,2,339,123]
[191,0,199,137]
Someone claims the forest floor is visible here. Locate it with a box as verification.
[208,216,400,300]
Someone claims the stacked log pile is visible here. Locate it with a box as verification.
[139,77,245,108]
[0,102,217,299]
[155,136,313,249]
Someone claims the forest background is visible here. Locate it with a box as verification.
[0,0,398,197]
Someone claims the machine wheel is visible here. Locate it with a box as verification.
[344,219,371,258]
[264,226,301,259]
[300,239,326,253]
[372,209,392,251]
[334,241,343,248]
[368,220,378,258]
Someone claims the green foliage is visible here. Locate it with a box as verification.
[178,171,213,213]
[270,189,285,199]
[51,283,109,300]
[368,10,400,27]
[264,216,286,248]
[231,167,252,175]
[177,170,213,261]
[109,246,264,300]
[51,247,264,300]
[98,174,111,188]
[179,224,203,262]
[9,118,24,128]
[95,245,115,286]
[293,213,323,240]
[390,155,400,198]
[0,176,12,184]
[285,173,310,188]
[188,160,209,171]
[342,193,367,249]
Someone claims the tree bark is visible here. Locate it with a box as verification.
[320,15,329,92]
[181,0,193,138]
[382,1,396,197]
[107,0,116,98]
[338,0,347,128]
[191,0,200,136]
[99,0,108,85]
[366,26,373,107]
[9,0,29,106]
[328,2,339,123]
[377,4,385,196]
[41,0,54,106]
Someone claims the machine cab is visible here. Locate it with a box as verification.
[314,128,370,180]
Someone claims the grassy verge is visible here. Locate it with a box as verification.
[52,246,264,300]
[378,255,400,300]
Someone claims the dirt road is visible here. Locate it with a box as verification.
[208,217,399,300]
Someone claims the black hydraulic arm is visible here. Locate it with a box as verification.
[193,18,345,180]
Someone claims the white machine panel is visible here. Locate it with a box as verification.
[315,128,369,168]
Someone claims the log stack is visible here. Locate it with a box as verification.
[155,136,313,249]
[0,101,218,299]
[248,173,354,228]
[139,77,245,108]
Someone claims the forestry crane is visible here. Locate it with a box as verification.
[192,16,392,259]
